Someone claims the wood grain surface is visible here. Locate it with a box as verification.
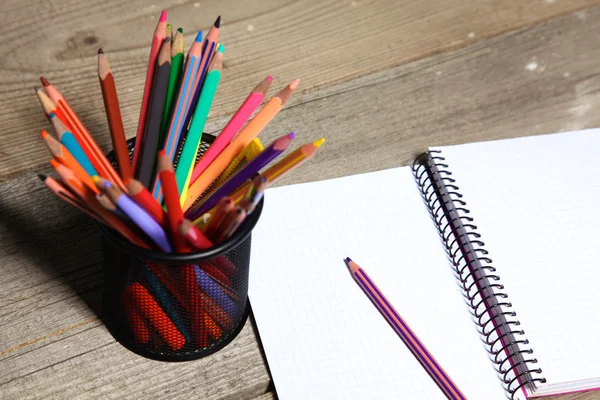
[1,0,600,399]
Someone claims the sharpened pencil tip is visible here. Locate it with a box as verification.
[195,31,203,42]
[103,181,111,189]
[313,138,325,147]
[289,132,296,139]
[48,112,55,119]
[177,27,183,33]
[344,257,352,267]
[289,78,300,90]
[33,85,41,93]
[38,173,47,181]
[214,15,221,28]
[267,76,273,82]
[91,176,99,183]
[40,76,50,87]
[40,130,48,138]
[98,48,103,54]
[159,10,167,22]
[218,43,224,53]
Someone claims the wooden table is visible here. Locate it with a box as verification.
[1,0,599,398]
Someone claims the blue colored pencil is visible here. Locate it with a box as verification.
[49,113,98,177]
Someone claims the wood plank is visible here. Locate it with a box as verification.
[1,0,599,177]
[2,5,600,399]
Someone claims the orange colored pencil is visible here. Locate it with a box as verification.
[125,179,166,227]
[228,138,325,206]
[132,10,168,172]
[50,160,151,248]
[39,174,104,222]
[98,49,132,181]
[183,79,300,210]
[41,77,126,191]
[40,130,97,194]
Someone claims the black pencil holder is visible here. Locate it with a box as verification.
[99,136,263,361]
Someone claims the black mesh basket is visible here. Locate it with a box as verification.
[100,135,263,361]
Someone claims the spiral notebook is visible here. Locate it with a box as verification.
[249,128,600,400]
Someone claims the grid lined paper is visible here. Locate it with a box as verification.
[436,129,600,395]
[249,167,506,399]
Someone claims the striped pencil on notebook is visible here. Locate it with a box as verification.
[344,257,467,400]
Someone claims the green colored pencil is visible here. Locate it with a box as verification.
[175,44,223,204]
[159,28,184,148]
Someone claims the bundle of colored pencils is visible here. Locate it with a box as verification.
[34,11,325,352]
[35,11,325,252]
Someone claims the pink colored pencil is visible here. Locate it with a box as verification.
[189,76,273,185]
[132,10,168,173]
[345,257,467,400]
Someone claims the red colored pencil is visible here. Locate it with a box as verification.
[125,178,166,227]
[132,10,168,173]
[124,282,186,350]
[157,150,188,251]
[179,219,213,250]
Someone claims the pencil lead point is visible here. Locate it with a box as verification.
[48,112,55,119]
[37,173,47,181]
[344,257,352,268]
[103,181,111,189]
[177,27,183,33]
[33,85,41,92]
[313,138,325,147]
[159,10,167,22]
[289,78,300,90]
[97,48,103,54]
[40,130,48,138]
[40,76,50,87]
[214,16,221,28]
[289,132,296,139]
[267,75,273,82]
[91,176,99,183]
[195,31,203,43]
[218,43,224,53]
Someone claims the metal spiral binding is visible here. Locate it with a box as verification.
[412,150,546,399]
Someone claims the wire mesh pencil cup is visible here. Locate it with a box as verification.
[100,135,263,361]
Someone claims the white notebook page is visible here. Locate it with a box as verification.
[436,129,600,394]
[249,167,506,399]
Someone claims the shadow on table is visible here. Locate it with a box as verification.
[248,306,279,400]
[0,175,104,317]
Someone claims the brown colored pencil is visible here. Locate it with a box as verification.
[137,37,172,189]
[98,49,132,181]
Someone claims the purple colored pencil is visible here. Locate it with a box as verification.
[187,132,295,219]
[103,181,172,252]
[194,265,238,316]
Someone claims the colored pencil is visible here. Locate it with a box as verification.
[34,86,70,126]
[49,113,98,178]
[132,10,168,173]
[40,129,97,193]
[201,197,234,237]
[194,265,239,316]
[238,175,268,215]
[180,16,221,135]
[50,161,150,248]
[125,179,166,227]
[215,207,246,243]
[219,137,264,183]
[189,76,272,185]
[188,132,294,218]
[176,44,223,203]
[179,219,213,250]
[184,79,299,210]
[39,174,103,222]
[157,150,188,251]
[159,28,184,146]
[137,37,172,188]
[98,49,132,181]
[123,282,186,351]
[101,179,171,252]
[344,258,467,400]
[228,138,325,206]
[41,77,126,190]
[152,30,205,201]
